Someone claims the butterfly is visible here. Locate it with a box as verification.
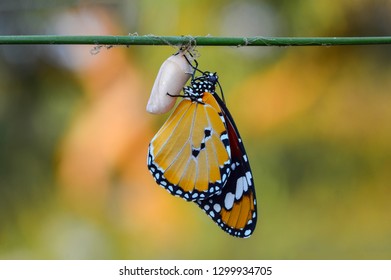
[147,60,257,238]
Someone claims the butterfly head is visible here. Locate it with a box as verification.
[184,72,219,102]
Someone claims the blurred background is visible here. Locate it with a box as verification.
[1,0,391,259]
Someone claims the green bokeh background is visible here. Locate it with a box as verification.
[1,0,391,259]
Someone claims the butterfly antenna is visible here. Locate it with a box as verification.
[216,79,226,104]
[182,50,207,80]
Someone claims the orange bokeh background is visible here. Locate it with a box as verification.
[1,1,391,259]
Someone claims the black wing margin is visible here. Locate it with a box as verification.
[196,92,258,238]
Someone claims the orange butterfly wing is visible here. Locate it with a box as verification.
[148,92,231,201]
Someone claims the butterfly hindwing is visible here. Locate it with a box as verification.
[196,92,257,238]
[148,92,231,201]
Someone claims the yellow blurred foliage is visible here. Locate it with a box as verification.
[1,0,391,260]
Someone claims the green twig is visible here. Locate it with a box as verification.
[1,35,391,46]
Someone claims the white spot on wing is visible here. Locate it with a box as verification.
[213,203,221,213]
[224,192,235,210]
[246,171,252,186]
[221,133,228,141]
[244,229,252,236]
[235,176,247,199]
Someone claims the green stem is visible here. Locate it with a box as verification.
[1,35,391,46]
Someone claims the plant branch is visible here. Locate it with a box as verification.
[1,35,391,46]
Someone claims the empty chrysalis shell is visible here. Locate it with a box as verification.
[147,51,195,114]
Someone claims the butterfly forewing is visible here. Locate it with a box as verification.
[196,92,257,238]
[148,92,231,201]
